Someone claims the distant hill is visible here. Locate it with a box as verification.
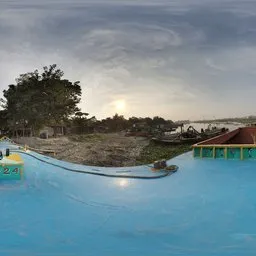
[175,120,190,124]
[193,116,256,124]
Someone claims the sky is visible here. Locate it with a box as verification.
[1,0,256,121]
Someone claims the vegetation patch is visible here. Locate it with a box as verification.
[136,141,192,165]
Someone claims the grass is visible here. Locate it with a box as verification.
[136,141,193,165]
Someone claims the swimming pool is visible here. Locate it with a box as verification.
[1,142,256,255]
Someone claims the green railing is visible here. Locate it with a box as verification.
[193,144,256,160]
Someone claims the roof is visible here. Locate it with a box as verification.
[197,127,256,145]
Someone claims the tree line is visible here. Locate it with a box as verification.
[0,64,174,137]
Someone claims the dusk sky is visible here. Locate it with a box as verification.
[1,0,256,121]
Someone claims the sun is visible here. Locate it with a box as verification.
[114,99,126,112]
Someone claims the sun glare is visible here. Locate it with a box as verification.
[114,99,126,112]
[116,179,129,188]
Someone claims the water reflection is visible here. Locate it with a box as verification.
[116,178,129,188]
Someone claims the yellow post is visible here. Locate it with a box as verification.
[240,147,244,160]
[200,147,203,158]
[224,147,227,159]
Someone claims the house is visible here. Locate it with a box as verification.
[133,122,149,129]
[39,125,66,138]
[10,127,32,137]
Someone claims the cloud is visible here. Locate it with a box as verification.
[205,58,227,72]
[1,0,256,120]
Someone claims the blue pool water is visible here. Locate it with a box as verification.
[1,142,256,255]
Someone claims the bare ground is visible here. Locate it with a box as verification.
[13,133,150,167]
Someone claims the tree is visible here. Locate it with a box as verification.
[2,64,82,136]
[100,114,128,132]
[0,110,9,134]
[152,116,167,125]
[71,112,97,134]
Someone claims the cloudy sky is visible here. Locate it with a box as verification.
[1,0,256,121]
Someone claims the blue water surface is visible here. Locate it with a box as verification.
[1,143,256,256]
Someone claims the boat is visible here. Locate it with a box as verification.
[0,151,24,180]
[193,126,256,160]
[151,125,228,145]
[201,124,229,138]
[246,123,256,127]
[152,136,202,145]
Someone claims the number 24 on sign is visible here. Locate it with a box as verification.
[2,168,19,174]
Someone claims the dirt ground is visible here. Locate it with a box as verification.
[14,133,150,167]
